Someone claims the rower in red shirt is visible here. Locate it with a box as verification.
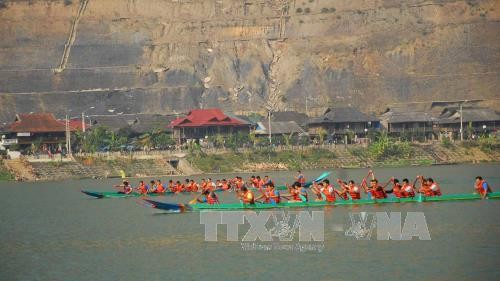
[295,170,306,187]
[337,179,361,200]
[474,176,492,199]
[174,181,184,193]
[136,180,148,194]
[368,179,387,199]
[155,180,166,193]
[384,178,402,198]
[400,178,416,198]
[167,180,175,192]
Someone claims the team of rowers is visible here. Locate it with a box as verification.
[115,171,493,205]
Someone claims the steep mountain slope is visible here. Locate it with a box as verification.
[0,0,498,122]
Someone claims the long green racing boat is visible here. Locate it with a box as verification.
[81,172,332,199]
[81,189,226,199]
[140,191,500,213]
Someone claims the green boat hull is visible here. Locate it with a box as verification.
[185,192,500,211]
[82,190,177,198]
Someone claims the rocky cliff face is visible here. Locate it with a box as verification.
[0,0,498,122]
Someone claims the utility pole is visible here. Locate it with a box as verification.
[459,103,463,141]
[65,115,72,156]
[268,111,272,145]
[65,115,69,154]
[82,112,86,133]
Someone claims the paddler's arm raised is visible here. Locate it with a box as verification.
[384,177,395,193]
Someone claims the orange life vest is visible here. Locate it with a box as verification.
[393,184,402,198]
[175,184,183,193]
[475,180,490,196]
[252,178,259,188]
[236,180,244,190]
[156,184,165,193]
[401,184,415,198]
[138,183,147,194]
[372,187,387,199]
[207,193,218,204]
[322,186,336,202]
[339,190,349,200]
[429,183,441,196]
[421,184,434,197]
[349,186,361,200]
[266,189,280,203]
[242,191,254,204]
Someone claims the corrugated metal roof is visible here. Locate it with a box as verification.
[271,111,309,126]
[90,114,179,133]
[255,121,307,135]
[438,108,500,124]
[308,107,379,124]
[384,112,437,123]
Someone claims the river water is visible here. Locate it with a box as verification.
[0,164,499,281]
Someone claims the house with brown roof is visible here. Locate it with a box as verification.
[381,100,499,140]
[307,107,380,142]
[5,113,73,151]
[438,107,499,138]
[168,108,251,143]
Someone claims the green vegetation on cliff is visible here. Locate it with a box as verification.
[0,160,14,180]
[187,148,337,173]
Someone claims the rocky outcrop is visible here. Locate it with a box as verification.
[0,0,498,121]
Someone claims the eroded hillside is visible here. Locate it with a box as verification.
[0,0,498,121]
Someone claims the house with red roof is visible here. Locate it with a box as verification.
[5,113,74,151]
[169,108,250,142]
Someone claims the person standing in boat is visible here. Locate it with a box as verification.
[474,176,492,199]
[263,175,274,187]
[295,170,306,187]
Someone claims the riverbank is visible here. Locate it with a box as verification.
[187,142,499,173]
[1,142,498,181]
[0,160,14,180]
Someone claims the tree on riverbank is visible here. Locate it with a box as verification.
[368,132,413,160]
